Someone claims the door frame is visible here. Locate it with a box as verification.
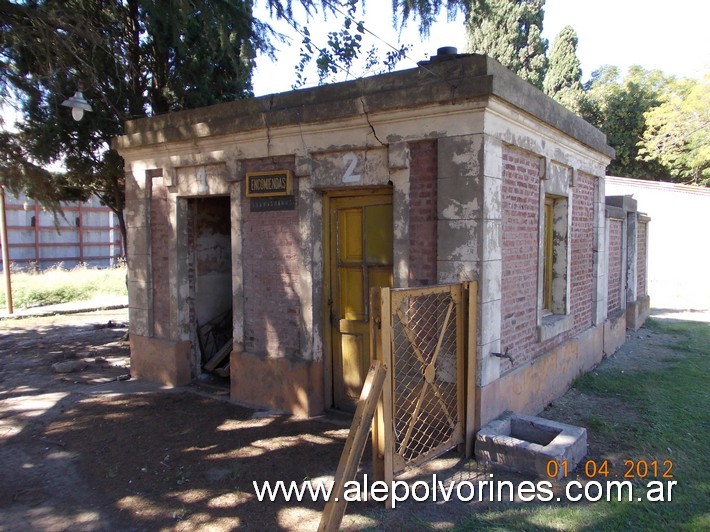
[322,187,394,411]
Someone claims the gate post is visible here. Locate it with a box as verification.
[464,281,478,457]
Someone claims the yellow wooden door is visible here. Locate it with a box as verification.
[329,193,393,411]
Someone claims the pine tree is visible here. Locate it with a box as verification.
[464,0,548,89]
[0,0,471,252]
[544,25,584,113]
[0,0,261,251]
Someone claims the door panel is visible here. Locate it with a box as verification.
[329,193,393,411]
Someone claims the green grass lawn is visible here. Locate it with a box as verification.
[458,318,710,531]
[0,264,127,309]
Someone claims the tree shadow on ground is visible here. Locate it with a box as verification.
[42,393,354,530]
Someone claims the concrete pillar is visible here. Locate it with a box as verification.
[296,155,315,360]
[389,141,411,288]
[592,175,608,325]
[626,211,638,305]
[125,165,152,338]
[437,134,503,387]
[230,179,245,353]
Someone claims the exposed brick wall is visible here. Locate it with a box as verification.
[408,140,438,287]
[637,221,647,296]
[501,147,542,368]
[570,172,595,332]
[150,175,171,339]
[241,156,302,358]
[607,218,623,314]
[500,148,598,370]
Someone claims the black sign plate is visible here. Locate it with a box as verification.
[250,196,296,212]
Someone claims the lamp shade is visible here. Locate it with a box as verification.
[61,91,92,121]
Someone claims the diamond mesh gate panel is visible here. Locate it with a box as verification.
[389,285,463,472]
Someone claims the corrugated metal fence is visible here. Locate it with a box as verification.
[0,192,123,271]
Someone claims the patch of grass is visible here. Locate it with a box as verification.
[585,413,613,435]
[459,318,710,530]
[458,502,633,531]
[0,264,127,309]
[646,318,710,355]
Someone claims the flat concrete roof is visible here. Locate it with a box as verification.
[114,54,614,159]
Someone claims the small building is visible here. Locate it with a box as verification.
[114,50,648,431]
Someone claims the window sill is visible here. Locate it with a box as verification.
[538,313,573,342]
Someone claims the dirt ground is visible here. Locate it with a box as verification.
[0,307,706,531]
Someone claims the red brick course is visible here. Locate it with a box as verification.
[500,147,598,371]
[408,140,438,287]
[570,172,595,332]
[241,156,302,358]
[607,219,623,314]
[150,176,171,339]
[501,147,542,369]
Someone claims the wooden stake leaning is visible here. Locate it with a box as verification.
[318,360,387,532]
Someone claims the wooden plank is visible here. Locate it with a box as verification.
[454,284,465,447]
[213,363,230,378]
[204,339,233,372]
[389,283,460,300]
[318,361,387,532]
[380,288,395,509]
[369,288,385,483]
[465,281,479,457]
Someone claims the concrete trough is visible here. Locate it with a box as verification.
[475,412,587,479]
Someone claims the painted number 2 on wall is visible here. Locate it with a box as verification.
[342,153,362,183]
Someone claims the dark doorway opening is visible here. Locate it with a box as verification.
[187,196,233,386]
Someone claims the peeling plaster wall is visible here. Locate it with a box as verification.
[190,197,232,327]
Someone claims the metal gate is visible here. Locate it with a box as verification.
[375,284,467,477]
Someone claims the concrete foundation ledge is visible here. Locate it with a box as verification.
[130,335,191,387]
[604,311,627,356]
[627,295,651,331]
[475,324,604,430]
[230,351,324,418]
[475,412,587,479]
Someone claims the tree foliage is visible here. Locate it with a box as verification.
[0,0,471,254]
[464,0,547,89]
[543,25,583,113]
[292,1,411,87]
[580,65,672,179]
[0,0,263,251]
[638,76,710,186]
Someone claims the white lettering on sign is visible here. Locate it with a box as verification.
[342,153,361,183]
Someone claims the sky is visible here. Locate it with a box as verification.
[251,0,710,96]
[3,0,708,128]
